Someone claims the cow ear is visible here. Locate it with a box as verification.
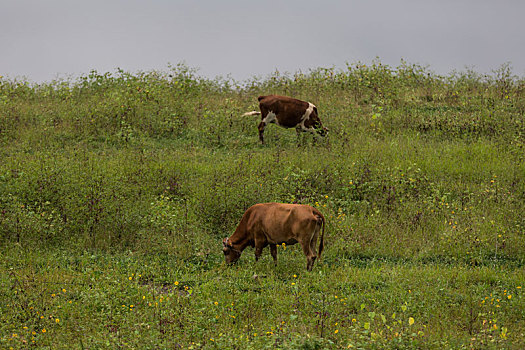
[222,238,228,247]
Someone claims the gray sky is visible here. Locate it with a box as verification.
[2,0,525,82]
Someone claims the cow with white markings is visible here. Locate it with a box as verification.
[242,95,328,144]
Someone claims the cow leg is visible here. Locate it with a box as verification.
[255,246,264,262]
[258,122,266,144]
[307,256,317,271]
[300,240,317,271]
[310,233,319,258]
[270,244,278,265]
[305,127,318,145]
[308,229,320,270]
[295,127,303,146]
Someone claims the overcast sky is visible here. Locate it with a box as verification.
[2,0,524,82]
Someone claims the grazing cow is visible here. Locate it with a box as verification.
[222,203,325,271]
[242,95,328,144]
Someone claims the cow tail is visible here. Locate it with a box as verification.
[317,214,325,259]
[242,111,261,117]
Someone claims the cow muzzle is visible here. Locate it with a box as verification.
[317,127,329,137]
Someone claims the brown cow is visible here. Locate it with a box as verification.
[222,203,325,271]
[242,95,328,144]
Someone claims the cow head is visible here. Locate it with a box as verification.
[310,113,328,137]
[317,125,329,137]
[314,120,329,137]
[222,238,241,264]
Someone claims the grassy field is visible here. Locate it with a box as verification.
[1,62,525,349]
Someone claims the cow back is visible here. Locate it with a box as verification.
[245,203,319,244]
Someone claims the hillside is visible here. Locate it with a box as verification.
[1,62,525,348]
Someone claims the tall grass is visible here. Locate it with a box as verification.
[1,61,525,348]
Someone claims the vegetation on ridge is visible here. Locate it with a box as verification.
[1,61,525,348]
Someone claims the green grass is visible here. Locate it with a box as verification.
[3,246,524,349]
[1,61,525,348]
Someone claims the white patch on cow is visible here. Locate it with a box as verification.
[262,111,278,125]
[299,103,316,132]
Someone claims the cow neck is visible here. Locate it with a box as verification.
[228,224,252,252]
